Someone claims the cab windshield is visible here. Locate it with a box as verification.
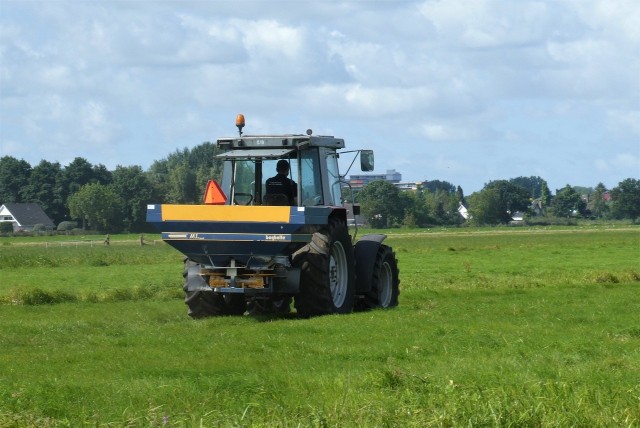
[226,148,324,206]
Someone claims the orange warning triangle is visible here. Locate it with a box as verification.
[203,180,227,205]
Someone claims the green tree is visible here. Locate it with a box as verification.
[468,180,530,224]
[68,183,124,232]
[424,189,460,225]
[468,188,503,225]
[359,180,403,228]
[553,185,586,218]
[422,180,456,194]
[510,176,547,199]
[56,157,110,221]
[167,162,197,203]
[589,183,609,218]
[540,179,552,209]
[60,157,96,196]
[610,178,640,220]
[147,158,171,202]
[21,160,65,224]
[92,164,113,185]
[111,165,158,232]
[401,191,431,227]
[573,186,594,197]
[0,156,31,203]
[147,143,223,203]
[455,185,466,205]
[190,142,224,193]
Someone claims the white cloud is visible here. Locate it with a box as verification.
[0,0,638,193]
[418,120,489,142]
[43,95,65,120]
[595,153,640,175]
[175,14,245,65]
[241,19,303,60]
[419,0,550,48]
[546,39,609,65]
[0,139,22,156]
[606,109,640,137]
[39,65,71,88]
[614,153,640,169]
[568,0,640,45]
[421,124,448,140]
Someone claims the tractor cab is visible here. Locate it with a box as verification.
[214,115,374,208]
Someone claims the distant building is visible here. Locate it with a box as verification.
[395,182,422,191]
[531,199,545,216]
[458,203,470,220]
[0,203,56,231]
[349,169,402,189]
[510,211,525,222]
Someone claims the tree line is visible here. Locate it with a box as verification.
[0,143,223,233]
[356,176,640,228]
[1,144,638,232]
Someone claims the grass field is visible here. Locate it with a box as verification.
[1,226,639,426]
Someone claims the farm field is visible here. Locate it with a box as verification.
[1,226,639,426]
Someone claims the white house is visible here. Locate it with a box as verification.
[458,202,470,220]
[0,203,56,231]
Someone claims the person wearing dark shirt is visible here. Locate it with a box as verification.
[265,159,297,205]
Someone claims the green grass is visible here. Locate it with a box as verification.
[0,244,182,305]
[0,226,639,426]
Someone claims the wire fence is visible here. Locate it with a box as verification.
[4,236,164,248]
[44,239,162,248]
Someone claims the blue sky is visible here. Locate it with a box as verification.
[1,0,638,194]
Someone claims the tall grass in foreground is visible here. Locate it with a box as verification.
[0,227,638,426]
[0,244,183,305]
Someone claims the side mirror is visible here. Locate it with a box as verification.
[360,150,374,171]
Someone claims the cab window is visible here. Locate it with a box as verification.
[300,149,323,206]
[232,160,256,205]
[326,152,342,206]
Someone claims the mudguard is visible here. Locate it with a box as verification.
[354,234,387,293]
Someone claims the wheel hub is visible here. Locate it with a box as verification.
[329,241,348,308]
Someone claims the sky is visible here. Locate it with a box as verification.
[1,0,638,194]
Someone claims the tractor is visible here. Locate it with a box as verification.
[146,114,399,318]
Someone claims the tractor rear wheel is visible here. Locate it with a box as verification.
[293,219,355,318]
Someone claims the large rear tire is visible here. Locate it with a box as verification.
[293,219,356,318]
[363,245,400,309]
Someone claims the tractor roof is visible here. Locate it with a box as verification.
[216,135,345,151]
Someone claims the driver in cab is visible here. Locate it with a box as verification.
[265,159,297,206]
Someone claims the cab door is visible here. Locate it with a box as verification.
[321,147,342,207]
